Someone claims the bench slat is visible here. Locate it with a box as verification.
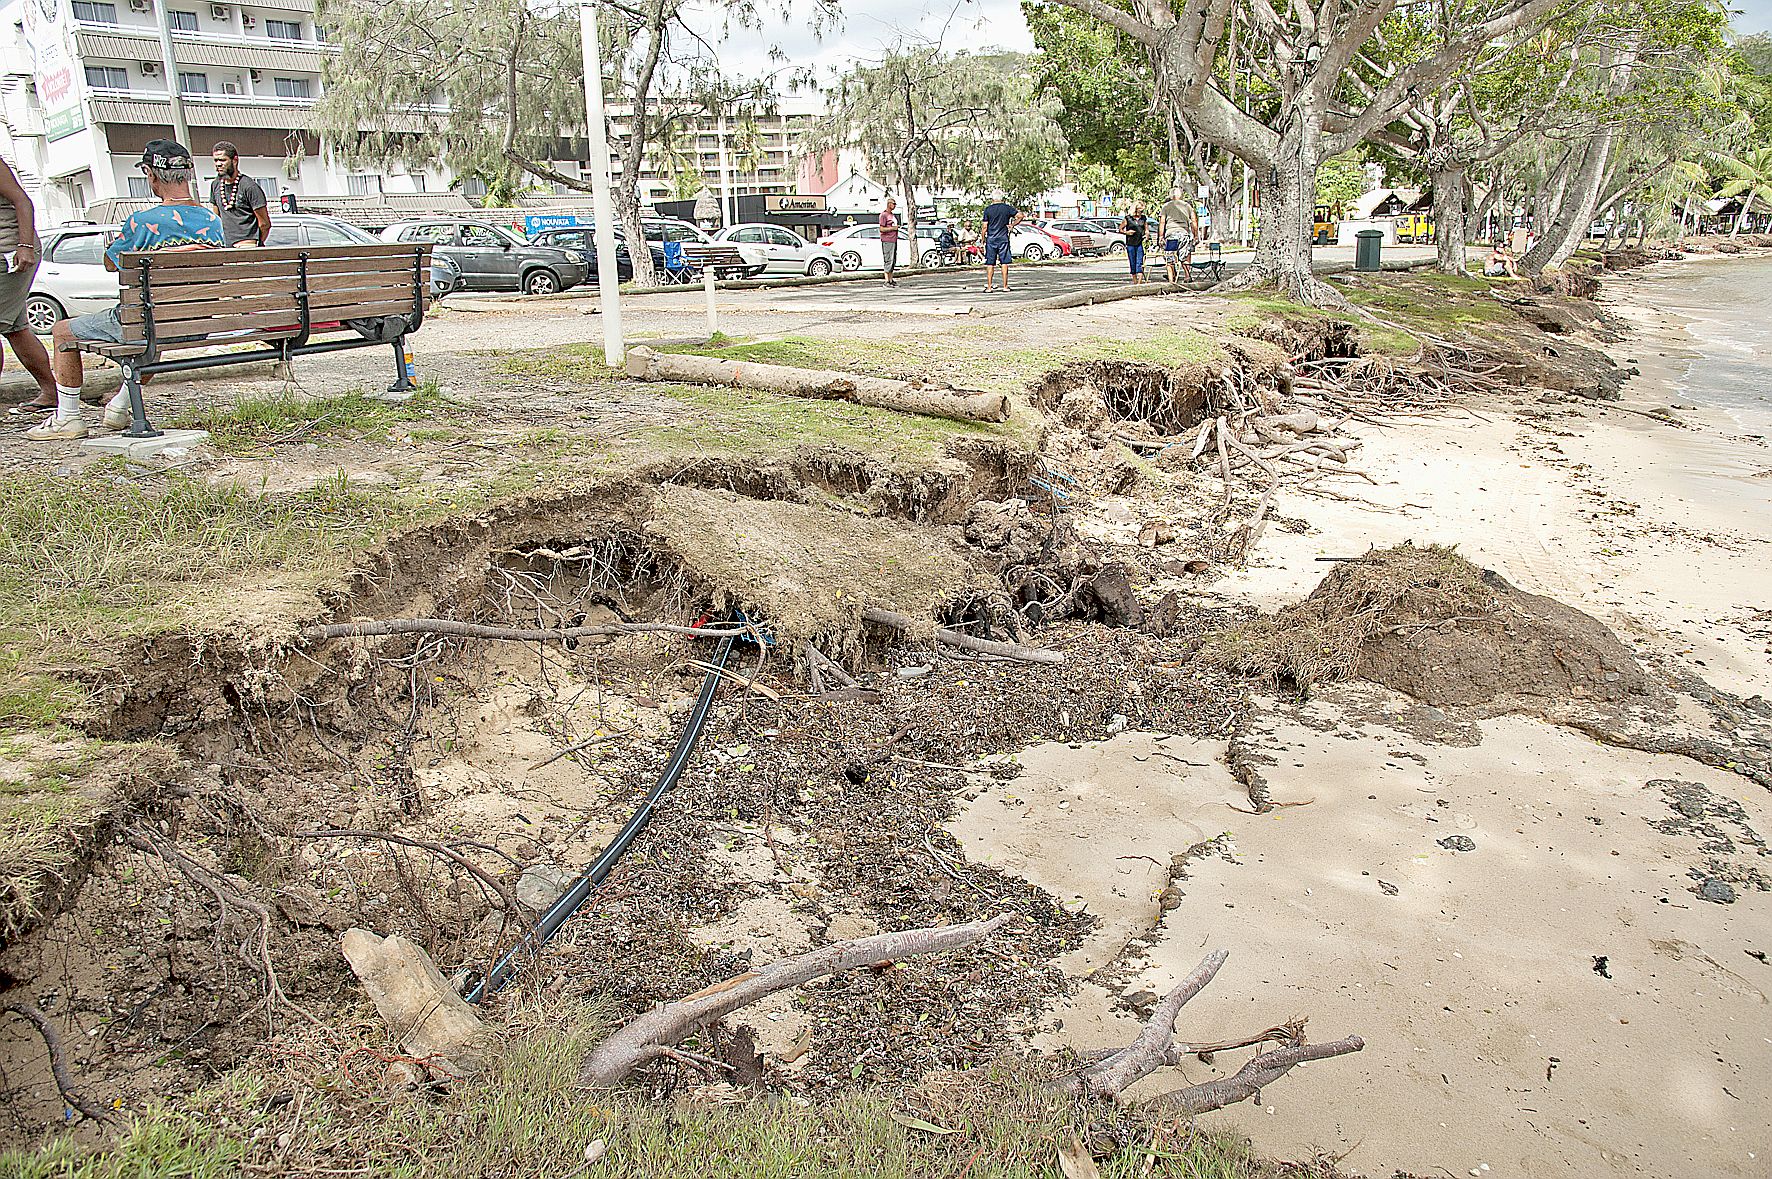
[122,298,421,342]
[118,255,426,290]
[119,283,424,324]
[116,243,426,268]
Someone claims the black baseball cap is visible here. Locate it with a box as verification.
[140,139,194,170]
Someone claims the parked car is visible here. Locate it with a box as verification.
[643,217,768,278]
[526,226,667,282]
[262,212,381,248]
[380,218,588,294]
[24,223,118,332]
[1085,218,1129,253]
[712,223,836,276]
[1011,224,1067,261]
[1035,219,1109,256]
[817,223,887,271]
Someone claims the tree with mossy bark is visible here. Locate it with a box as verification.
[1030,0,1566,305]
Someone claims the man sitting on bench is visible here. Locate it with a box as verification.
[29,139,223,441]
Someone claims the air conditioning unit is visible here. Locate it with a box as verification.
[128,0,151,12]
[140,60,161,75]
[210,4,228,17]
[248,68,261,81]
[240,12,255,27]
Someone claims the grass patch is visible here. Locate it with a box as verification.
[0,1010,1319,1178]
[170,381,457,454]
[631,381,1038,466]
[0,464,481,652]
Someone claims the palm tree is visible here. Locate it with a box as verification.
[1711,147,1772,237]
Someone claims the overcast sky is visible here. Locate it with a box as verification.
[686,0,1035,89]
[694,0,1771,86]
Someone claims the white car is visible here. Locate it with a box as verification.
[817,223,888,271]
[1039,219,1111,256]
[712,223,837,277]
[23,223,120,332]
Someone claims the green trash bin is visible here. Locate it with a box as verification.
[1354,229,1384,272]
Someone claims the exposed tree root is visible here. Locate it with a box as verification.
[861,607,1066,665]
[3,1004,111,1123]
[578,914,1011,1087]
[1059,950,1362,1114]
[300,618,754,645]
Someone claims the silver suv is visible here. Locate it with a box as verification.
[379,218,588,295]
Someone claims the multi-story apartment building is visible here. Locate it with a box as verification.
[0,0,441,224]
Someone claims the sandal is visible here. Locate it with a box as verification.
[7,401,53,416]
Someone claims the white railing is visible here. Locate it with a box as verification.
[74,19,338,52]
[86,84,317,105]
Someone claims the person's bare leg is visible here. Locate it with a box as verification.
[6,329,58,406]
[50,320,84,390]
[1002,263,1011,291]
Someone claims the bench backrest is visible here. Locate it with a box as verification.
[116,243,432,353]
[679,243,745,265]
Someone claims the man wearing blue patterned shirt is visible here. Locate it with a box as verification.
[29,140,224,440]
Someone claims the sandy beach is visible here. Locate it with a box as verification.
[950,257,1772,1176]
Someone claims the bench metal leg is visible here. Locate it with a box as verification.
[388,336,413,393]
[118,363,162,440]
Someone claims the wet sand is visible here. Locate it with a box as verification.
[955,257,1772,1176]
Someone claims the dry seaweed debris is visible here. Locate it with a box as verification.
[1198,542,1659,708]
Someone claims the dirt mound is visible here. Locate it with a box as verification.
[1200,542,1659,709]
[644,485,988,654]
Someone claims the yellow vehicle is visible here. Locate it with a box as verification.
[1312,204,1340,245]
[1393,213,1435,243]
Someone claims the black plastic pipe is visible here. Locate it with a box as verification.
[464,634,735,1003]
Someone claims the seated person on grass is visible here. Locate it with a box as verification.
[1483,244,1520,279]
[29,139,224,442]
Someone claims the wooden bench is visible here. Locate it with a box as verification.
[70,242,433,438]
[679,242,764,281]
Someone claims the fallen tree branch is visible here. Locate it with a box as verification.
[861,607,1065,665]
[1152,1035,1366,1115]
[624,345,1010,423]
[579,914,1010,1087]
[1058,948,1362,1116]
[1068,950,1229,1098]
[3,1004,111,1123]
[300,618,752,645]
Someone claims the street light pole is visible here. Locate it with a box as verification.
[154,0,190,148]
[579,0,624,367]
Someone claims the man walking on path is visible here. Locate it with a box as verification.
[209,141,270,248]
[0,154,59,413]
[879,197,900,287]
[1120,202,1149,284]
[29,140,224,441]
[1159,187,1198,285]
[980,197,1022,292]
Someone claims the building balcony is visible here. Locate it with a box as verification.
[75,23,337,71]
[83,86,441,132]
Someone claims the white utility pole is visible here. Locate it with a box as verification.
[579,0,624,367]
[716,107,734,227]
[153,0,190,148]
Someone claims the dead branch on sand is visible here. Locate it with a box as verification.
[579,915,1011,1086]
[3,1004,112,1123]
[1059,949,1363,1113]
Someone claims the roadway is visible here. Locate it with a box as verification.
[453,242,1440,320]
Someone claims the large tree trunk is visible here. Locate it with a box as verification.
[1223,116,1335,305]
[1522,123,1617,273]
[1431,164,1469,274]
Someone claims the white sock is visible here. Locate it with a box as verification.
[56,387,82,421]
[106,389,130,413]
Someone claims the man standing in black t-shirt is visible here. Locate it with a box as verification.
[209,141,270,247]
[979,198,1022,293]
